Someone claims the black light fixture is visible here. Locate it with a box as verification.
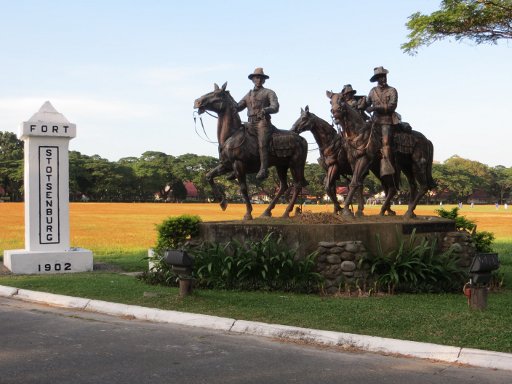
[163,249,194,296]
[469,253,500,286]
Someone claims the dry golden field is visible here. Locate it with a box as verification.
[1,202,511,253]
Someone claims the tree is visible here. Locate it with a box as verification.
[432,155,494,202]
[69,151,94,200]
[0,131,24,201]
[402,0,512,54]
[172,154,219,200]
[303,162,330,201]
[491,165,512,203]
[129,151,177,201]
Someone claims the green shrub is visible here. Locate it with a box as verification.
[141,215,202,286]
[369,229,466,294]
[154,214,202,253]
[436,207,495,252]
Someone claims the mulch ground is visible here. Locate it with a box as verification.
[266,211,438,225]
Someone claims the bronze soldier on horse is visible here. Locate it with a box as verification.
[237,68,279,180]
[194,82,308,220]
[364,66,400,177]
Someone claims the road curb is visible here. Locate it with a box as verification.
[84,299,235,331]
[2,285,511,372]
[458,348,512,372]
[231,320,462,363]
[0,285,18,297]
[14,289,90,309]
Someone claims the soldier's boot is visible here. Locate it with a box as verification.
[256,147,269,180]
[380,145,395,177]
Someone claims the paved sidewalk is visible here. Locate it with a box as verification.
[1,284,511,372]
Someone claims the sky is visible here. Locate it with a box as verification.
[0,0,511,167]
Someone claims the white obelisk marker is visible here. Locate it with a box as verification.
[4,102,93,274]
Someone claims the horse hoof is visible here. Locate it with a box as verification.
[243,214,253,221]
[387,210,396,216]
[342,210,354,218]
[220,200,228,211]
[355,211,364,218]
[403,211,416,219]
[260,211,272,218]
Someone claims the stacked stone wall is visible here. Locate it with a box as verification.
[316,241,370,295]
[315,231,475,295]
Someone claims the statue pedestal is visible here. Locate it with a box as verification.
[3,102,93,274]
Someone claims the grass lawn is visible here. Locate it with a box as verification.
[1,202,511,353]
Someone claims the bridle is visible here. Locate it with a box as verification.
[193,110,217,144]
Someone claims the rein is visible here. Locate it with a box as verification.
[193,110,217,144]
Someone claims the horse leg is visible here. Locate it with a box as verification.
[344,157,371,217]
[325,165,342,214]
[206,163,230,211]
[404,161,430,219]
[282,165,305,218]
[238,173,253,220]
[403,170,418,219]
[379,176,397,216]
[355,187,364,217]
[260,167,287,218]
[405,183,427,219]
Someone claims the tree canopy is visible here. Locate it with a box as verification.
[402,0,512,54]
[1,130,511,204]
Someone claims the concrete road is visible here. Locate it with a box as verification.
[0,297,510,384]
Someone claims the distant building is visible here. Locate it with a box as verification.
[183,181,199,200]
[467,189,495,204]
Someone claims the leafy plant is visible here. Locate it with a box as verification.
[436,207,495,252]
[369,229,466,294]
[187,232,322,293]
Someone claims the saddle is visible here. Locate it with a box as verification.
[271,131,299,157]
[241,122,298,158]
[392,123,416,155]
[370,121,417,155]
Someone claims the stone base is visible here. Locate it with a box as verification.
[3,248,93,274]
[198,217,455,259]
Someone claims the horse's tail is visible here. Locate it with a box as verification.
[426,139,437,190]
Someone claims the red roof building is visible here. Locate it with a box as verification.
[183,181,199,199]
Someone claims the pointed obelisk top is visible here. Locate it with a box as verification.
[20,101,76,139]
[28,101,71,124]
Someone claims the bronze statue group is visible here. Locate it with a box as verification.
[194,66,435,220]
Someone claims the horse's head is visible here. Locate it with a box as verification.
[291,106,314,134]
[194,82,241,147]
[326,90,345,122]
[194,82,236,115]
[326,90,365,131]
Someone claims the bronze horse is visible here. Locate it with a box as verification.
[194,82,308,220]
[326,91,436,219]
[291,106,399,216]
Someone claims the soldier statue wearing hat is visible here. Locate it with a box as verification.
[237,68,279,180]
[341,84,369,121]
[365,66,399,177]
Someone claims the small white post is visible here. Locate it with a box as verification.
[4,102,93,274]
